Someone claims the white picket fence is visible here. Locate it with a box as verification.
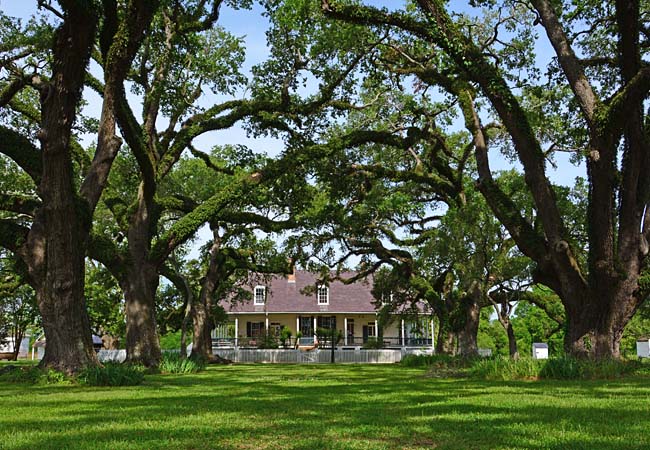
[96,347,434,364]
[214,349,411,364]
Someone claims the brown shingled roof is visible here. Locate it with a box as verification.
[221,270,378,314]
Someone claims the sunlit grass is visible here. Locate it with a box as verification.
[1,363,649,449]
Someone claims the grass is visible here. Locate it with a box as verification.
[1,362,649,449]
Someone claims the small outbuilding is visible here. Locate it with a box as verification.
[636,339,650,358]
[532,342,549,360]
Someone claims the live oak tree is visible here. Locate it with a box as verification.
[323,0,650,358]
[156,152,300,360]
[85,0,380,366]
[0,0,158,372]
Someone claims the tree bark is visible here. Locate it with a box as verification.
[506,322,519,359]
[457,297,479,357]
[34,5,100,373]
[191,229,222,360]
[122,261,161,367]
[179,275,194,358]
[435,325,457,355]
[122,183,162,367]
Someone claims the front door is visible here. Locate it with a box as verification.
[362,325,368,343]
[299,316,313,336]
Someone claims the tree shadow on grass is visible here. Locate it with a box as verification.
[2,365,649,449]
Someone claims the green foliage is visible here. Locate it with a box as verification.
[362,337,383,349]
[621,300,650,357]
[0,366,71,385]
[512,298,565,355]
[279,326,292,347]
[158,352,206,374]
[469,356,541,380]
[257,331,279,349]
[158,331,183,351]
[401,353,470,369]
[469,356,648,381]
[84,262,125,342]
[77,363,145,386]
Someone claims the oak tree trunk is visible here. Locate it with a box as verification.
[191,231,222,360]
[34,6,99,373]
[457,297,480,357]
[122,182,161,367]
[506,322,519,359]
[122,262,161,367]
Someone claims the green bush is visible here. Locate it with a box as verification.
[468,355,647,381]
[257,331,279,349]
[538,356,582,379]
[362,337,383,349]
[470,356,542,380]
[78,363,145,386]
[279,326,292,348]
[159,352,206,374]
[0,366,71,385]
[401,353,474,368]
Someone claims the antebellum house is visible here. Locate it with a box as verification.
[214,270,435,349]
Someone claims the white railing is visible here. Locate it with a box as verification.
[213,348,427,364]
[96,348,434,364]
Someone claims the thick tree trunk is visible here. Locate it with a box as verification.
[506,322,519,359]
[563,287,639,359]
[34,6,99,373]
[191,231,222,360]
[457,297,479,357]
[122,182,161,367]
[123,262,161,367]
[436,327,457,355]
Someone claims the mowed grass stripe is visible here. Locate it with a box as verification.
[1,364,649,449]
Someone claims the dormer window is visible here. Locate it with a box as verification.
[317,286,329,305]
[254,286,266,305]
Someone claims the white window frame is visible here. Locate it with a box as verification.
[317,286,329,305]
[254,285,266,305]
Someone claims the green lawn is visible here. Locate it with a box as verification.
[1,363,649,449]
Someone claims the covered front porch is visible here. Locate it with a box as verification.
[211,313,434,350]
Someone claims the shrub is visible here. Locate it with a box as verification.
[78,363,145,386]
[468,355,646,381]
[0,366,72,385]
[401,354,468,368]
[279,326,292,348]
[362,337,383,349]
[470,356,542,380]
[538,356,582,379]
[257,331,279,349]
[159,352,206,374]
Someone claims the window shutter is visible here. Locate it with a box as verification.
[246,322,251,337]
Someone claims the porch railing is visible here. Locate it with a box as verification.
[212,336,433,349]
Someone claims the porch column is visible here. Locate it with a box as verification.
[375,319,378,339]
[344,317,348,346]
[314,316,318,342]
[296,316,300,345]
[265,314,269,333]
[234,317,239,348]
[431,318,435,351]
[401,319,405,348]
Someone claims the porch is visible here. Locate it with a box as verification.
[212,313,435,350]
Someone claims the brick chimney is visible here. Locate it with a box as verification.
[288,266,296,283]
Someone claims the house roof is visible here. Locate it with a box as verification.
[221,270,379,314]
